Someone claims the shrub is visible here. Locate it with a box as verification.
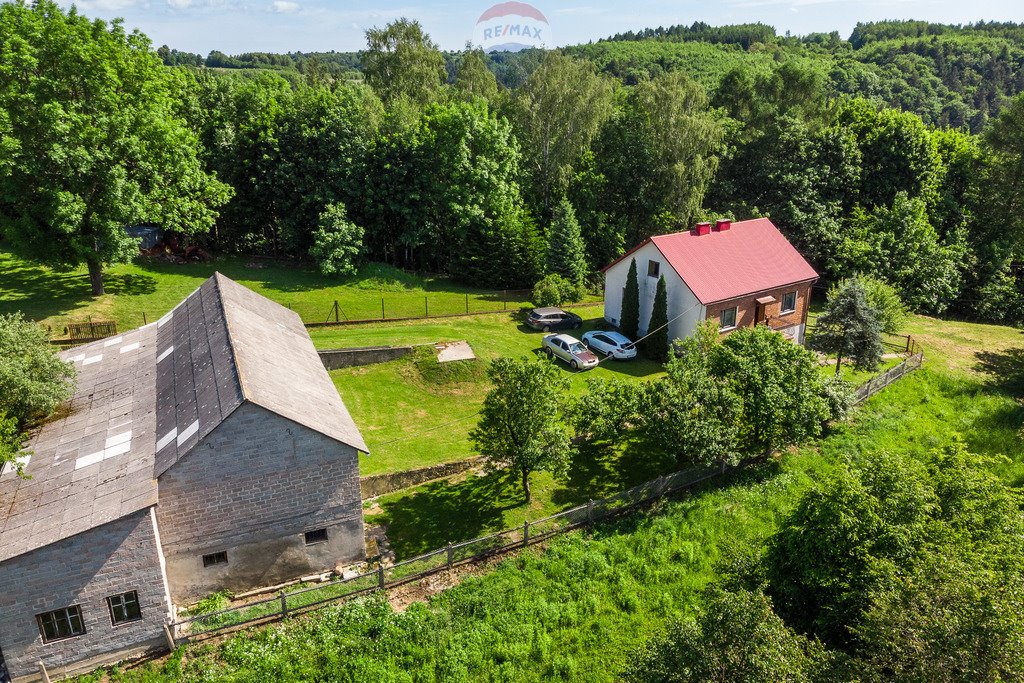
[0,312,75,427]
[532,273,581,307]
[309,203,365,277]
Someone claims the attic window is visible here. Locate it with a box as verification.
[647,260,660,278]
[304,528,329,545]
[202,551,228,568]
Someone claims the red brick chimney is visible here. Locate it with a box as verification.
[715,219,731,231]
[694,222,712,236]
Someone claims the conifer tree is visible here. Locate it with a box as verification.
[812,279,884,376]
[645,275,670,361]
[620,258,641,340]
[546,198,589,287]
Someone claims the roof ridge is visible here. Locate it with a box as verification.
[212,272,251,402]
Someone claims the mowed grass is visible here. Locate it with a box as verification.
[323,306,666,476]
[361,313,1024,559]
[72,314,1024,683]
[0,246,579,333]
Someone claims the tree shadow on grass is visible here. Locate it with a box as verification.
[368,469,522,559]
[552,440,677,506]
[974,347,1024,398]
[0,251,156,322]
[586,456,785,542]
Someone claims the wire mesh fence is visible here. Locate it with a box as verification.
[853,352,924,404]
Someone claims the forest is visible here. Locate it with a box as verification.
[3,9,1024,326]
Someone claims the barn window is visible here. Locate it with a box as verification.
[107,591,142,625]
[202,551,228,568]
[304,529,329,545]
[37,606,85,643]
[647,260,660,278]
[719,307,738,330]
[781,291,797,314]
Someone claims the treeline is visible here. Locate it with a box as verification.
[165,23,1024,323]
[5,5,1024,324]
[158,45,362,79]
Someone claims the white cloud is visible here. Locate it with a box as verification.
[75,0,143,9]
[166,0,193,8]
[272,0,300,13]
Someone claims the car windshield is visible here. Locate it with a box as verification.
[569,343,587,354]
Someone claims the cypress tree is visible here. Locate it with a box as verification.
[645,275,670,361]
[546,198,589,287]
[620,258,641,340]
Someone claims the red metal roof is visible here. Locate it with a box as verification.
[604,218,819,305]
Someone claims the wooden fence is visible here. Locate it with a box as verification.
[853,351,924,404]
[168,463,722,643]
[166,336,927,645]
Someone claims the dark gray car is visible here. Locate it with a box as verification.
[526,307,582,332]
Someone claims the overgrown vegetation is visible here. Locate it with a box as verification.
[0,313,75,470]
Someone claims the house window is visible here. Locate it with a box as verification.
[37,606,85,643]
[719,307,738,330]
[107,591,142,625]
[202,551,228,568]
[781,291,797,314]
[304,528,329,545]
[647,260,660,278]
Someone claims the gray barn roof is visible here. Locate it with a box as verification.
[0,273,366,563]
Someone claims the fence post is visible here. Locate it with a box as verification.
[163,623,176,651]
[587,499,594,524]
[447,541,453,568]
[381,298,385,320]
[37,661,51,683]
[280,591,288,619]
[377,564,385,589]
[143,311,148,326]
[523,520,530,547]
[334,300,340,323]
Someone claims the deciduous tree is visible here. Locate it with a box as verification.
[512,51,613,220]
[470,357,573,503]
[362,19,446,107]
[0,0,232,295]
[310,203,365,276]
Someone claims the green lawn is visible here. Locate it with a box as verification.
[325,306,666,476]
[0,247,587,334]
[361,313,1024,560]
[72,313,1024,683]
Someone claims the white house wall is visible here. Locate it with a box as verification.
[603,243,705,344]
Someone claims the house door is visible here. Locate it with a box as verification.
[755,295,776,326]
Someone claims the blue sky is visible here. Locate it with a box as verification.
[60,0,1024,55]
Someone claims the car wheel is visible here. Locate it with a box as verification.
[571,359,579,370]
[544,347,553,357]
[543,325,550,332]
[606,350,614,359]
[574,321,581,329]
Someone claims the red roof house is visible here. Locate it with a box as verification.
[602,218,819,343]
